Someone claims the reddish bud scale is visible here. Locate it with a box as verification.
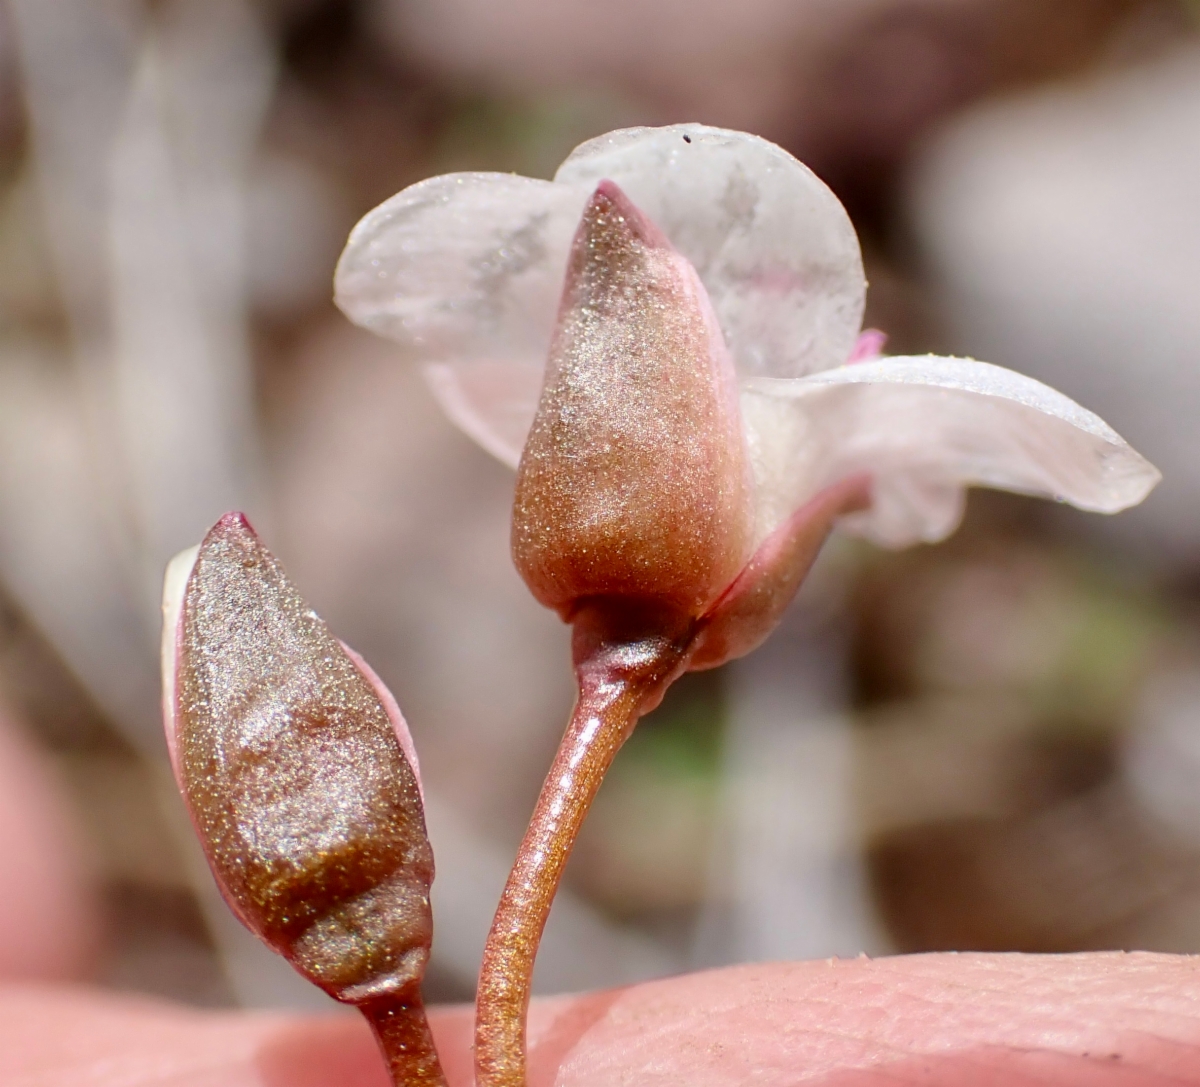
[172,514,444,1086]
[690,473,872,669]
[512,180,754,621]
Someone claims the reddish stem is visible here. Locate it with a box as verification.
[474,603,694,1087]
[361,987,447,1087]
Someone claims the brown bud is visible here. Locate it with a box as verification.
[512,180,755,621]
[167,514,434,1007]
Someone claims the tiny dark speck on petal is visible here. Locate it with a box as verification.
[682,134,692,144]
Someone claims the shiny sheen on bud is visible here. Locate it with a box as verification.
[512,180,755,621]
[162,514,445,1086]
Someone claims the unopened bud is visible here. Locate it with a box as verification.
[512,180,754,621]
[163,514,435,1010]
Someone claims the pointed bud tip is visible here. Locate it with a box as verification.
[209,510,256,542]
[581,179,669,251]
[515,178,755,619]
[590,178,630,210]
[169,513,436,1009]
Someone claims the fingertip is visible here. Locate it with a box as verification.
[0,714,99,982]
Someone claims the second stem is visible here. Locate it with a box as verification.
[474,611,693,1087]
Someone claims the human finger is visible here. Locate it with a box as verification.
[4,951,1200,1085]
[0,709,98,981]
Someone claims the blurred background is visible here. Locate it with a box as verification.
[0,0,1198,1011]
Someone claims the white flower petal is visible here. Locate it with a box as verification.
[335,172,589,463]
[422,359,543,469]
[741,355,1161,547]
[160,543,199,774]
[557,125,865,379]
[334,171,591,356]
[334,127,869,467]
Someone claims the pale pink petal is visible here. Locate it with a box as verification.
[333,172,590,463]
[848,328,887,362]
[334,172,589,363]
[741,355,1160,547]
[334,127,867,466]
[422,359,543,469]
[557,126,865,380]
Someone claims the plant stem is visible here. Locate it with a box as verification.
[361,987,447,1087]
[474,609,692,1087]
[474,682,641,1086]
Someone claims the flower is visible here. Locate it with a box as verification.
[336,124,1160,1087]
[335,123,1159,666]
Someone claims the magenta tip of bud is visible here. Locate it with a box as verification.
[584,178,671,251]
[212,510,257,539]
[848,329,888,364]
[592,178,625,203]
